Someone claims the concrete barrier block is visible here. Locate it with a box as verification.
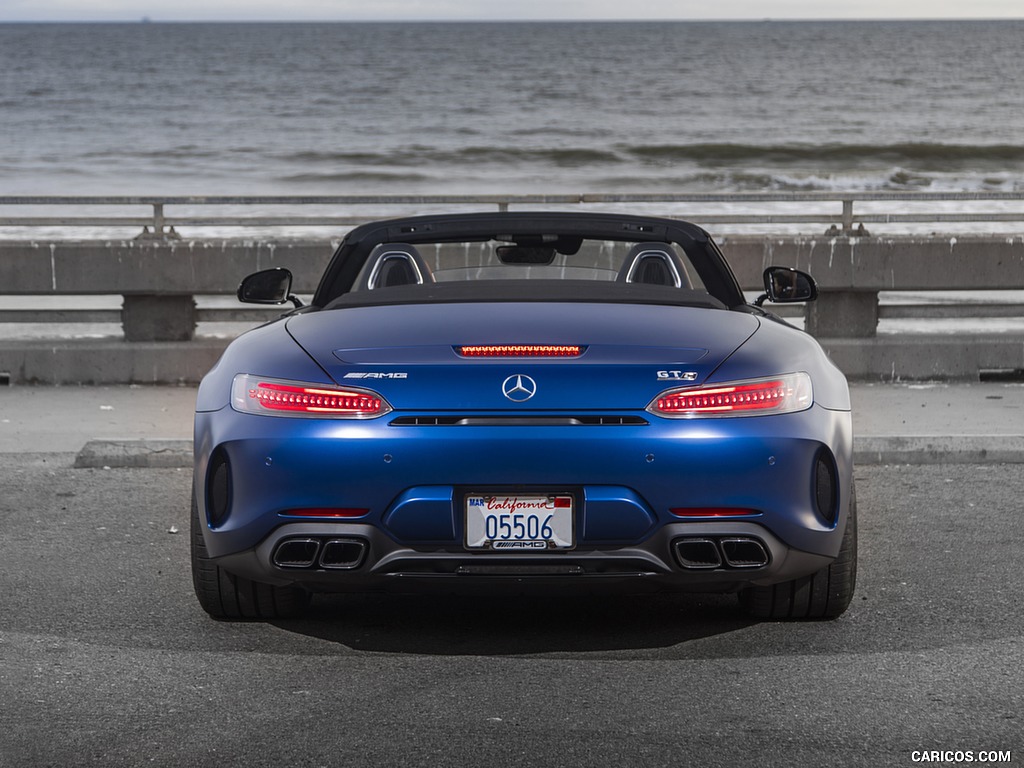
[806,291,879,337]
[854,435,1024,464]
[122,295,196,341]
[718,235,1024,291]
[821,335,1024,380]
[0,240,334,295]
[0,339,229,385]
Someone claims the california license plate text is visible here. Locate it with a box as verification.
[465,494,574,550]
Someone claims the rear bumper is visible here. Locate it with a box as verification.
[216,519,835,594]
[194,403,852,592]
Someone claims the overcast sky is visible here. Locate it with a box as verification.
[2,0,1022,21]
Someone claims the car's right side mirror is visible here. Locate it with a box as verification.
[237,268,295,305]
[760,266,818,304]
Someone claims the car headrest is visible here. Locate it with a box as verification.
[364,243,434,290]
[617,243,691,289]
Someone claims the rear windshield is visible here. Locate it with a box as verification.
[349,238,712,295]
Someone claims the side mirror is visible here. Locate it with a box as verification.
[757,267,818,306]
[237,268,301,307]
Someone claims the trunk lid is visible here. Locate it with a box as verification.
[285,303,759,411]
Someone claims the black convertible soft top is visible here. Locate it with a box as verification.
[312,211,746,309]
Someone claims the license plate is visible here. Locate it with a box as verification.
[464,494,575,550]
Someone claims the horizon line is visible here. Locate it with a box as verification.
[2,17,1024,24]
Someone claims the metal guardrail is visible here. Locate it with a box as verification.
[4,302,1023,325]
[2,199,1023,382]
[2,193,1023,342]
[0,307,276,324]
[2,192,1024,236]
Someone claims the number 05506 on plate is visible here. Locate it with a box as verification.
[465,494,575,550]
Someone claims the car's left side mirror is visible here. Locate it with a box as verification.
[237,268,302,307]
[757,266,818,306]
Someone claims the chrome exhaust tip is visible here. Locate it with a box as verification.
[674,538,724,570]
[318,538,367,570]
[720,537,770,568]
[272,538,320,569]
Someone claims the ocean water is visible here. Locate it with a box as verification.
[2,20,1024,198]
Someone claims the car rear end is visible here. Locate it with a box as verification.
[194,302,852,598]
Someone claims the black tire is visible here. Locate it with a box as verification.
[190,490,310,620]
[739,481,858,620]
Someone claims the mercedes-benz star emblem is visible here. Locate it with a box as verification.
[501,374,537,402]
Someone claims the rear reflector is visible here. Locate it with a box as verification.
[458,345,583,358]
[670,507,760,518]
[280,508,369,518]
[232,374,391,419]
[648,373,812,418]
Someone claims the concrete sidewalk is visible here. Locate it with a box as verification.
[1,381,1023,466]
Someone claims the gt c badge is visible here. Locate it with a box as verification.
[657,370,698,381]
[502,374,537,402]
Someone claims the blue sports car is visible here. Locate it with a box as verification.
[191,212,856,620]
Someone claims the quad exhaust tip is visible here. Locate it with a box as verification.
[319,539,367,570]
[272,538,320,568]
[272,537,367,570]
[719,537,770,568]
[674,536,769,570]
[674,538,723,569]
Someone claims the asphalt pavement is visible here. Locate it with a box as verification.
[2,381,1023,767]
[1,460,1020,767]
[1,380,1024,464]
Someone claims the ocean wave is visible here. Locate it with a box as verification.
[283,150,402,164]
[278,142,1024,172]
[78,145,259,160]
[619,142,1024,168]
[282,146,623,166]
[453,147,621,165]
[278,171,435,183]
[579,168,1024,194]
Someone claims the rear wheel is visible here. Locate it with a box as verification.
[739,482,858,620]
[190,490,310,620]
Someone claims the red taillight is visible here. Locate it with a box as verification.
[232,375,391,418]
[251,382,381,414]
[670,507,760,518]
[280,508,368,518]
[458,345,583,358]
[658,380,786,414]
[648,373,812,419]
